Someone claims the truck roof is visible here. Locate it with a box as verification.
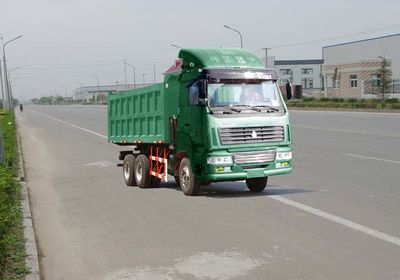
[178,48,265,69]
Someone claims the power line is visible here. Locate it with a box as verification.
[19,60,173,70]
[262,23,400,50]
[13,71,125,79]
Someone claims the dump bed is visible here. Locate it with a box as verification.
[108,83,178,144]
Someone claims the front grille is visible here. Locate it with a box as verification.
[219,126,284,145]
[233,150,276,165]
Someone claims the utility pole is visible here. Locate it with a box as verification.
[153,65,156,83]
[142,73,146,84]
[263,47,271,68]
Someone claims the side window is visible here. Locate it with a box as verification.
[189,82,199,105]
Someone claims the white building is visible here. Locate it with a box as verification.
[73,83,150,103]
[322,33,400,98]
[266,56,324,94]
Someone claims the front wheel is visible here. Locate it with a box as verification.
[179,158,200,196]
[246,177,268,192]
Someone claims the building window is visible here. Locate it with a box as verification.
[302,78,313,89]
[350,75,358,87]
[280,69,292,75]
[301,68,313,75]
[371,74,382,87]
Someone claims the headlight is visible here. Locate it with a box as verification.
[207,156,233,165]
[276,151,292,160]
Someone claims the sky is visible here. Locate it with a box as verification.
[1,0,400,101]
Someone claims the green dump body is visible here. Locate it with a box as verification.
[108,81,179,143]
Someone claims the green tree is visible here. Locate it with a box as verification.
[56,96,64,104]
[374,56,392,103]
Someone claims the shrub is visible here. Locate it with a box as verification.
[354,103,366,108]
[384,98,399,103]
[388,103,400,109]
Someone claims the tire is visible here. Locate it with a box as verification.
[246,177,268,192]
[123,154,136,186]
[134,154,161,188]
[179,157,200,196]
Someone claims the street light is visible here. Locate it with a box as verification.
[2,35,23,109]
[124,61,136,89]
[223,25,243,48]
[171,44,183,49]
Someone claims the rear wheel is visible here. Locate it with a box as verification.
[179,157,200,196]
[134,154,160,188]
[246,177,268,192]
[123,154,136,186]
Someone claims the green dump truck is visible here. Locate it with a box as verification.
[108,48,292,196]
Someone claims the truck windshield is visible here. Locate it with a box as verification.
[208,80,284,111]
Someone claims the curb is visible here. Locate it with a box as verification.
[15,114,41,280]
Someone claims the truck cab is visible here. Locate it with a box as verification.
[171,49,292,194]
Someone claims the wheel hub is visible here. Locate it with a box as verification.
[123,162,130,180]
[135,162,143,182]
[180,166,190,189]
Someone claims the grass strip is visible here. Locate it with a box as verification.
[0,110,27,280]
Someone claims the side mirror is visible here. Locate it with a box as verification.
[198,79,208,106]
[285,82,293,100]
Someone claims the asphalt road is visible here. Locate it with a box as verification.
[17,105,400,280]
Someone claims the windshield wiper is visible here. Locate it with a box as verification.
[253,105,279,112]
[215,105,241,113]
[235,104,262,112]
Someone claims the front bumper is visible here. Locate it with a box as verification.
[198,147,292,181]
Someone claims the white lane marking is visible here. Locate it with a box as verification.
[33,110,107,139]
[83,160,114,168]
[269,195,400,247]
[345,153,400,164]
